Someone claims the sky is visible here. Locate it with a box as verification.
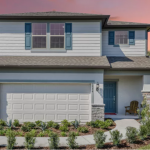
[0,0,150,49]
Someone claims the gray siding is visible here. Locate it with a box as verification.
[102,30,146,56]
[0,21,101,56]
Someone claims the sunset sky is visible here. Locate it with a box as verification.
[0,0,150,49]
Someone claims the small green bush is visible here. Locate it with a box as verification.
[0,119,6,126]
[0,125,4,130]
[15,131,23,137]
[0,129,6,136]
[105,119,113,126]
[24,122,36,129]
[37,132,45,137]
[47,121,54,128]
[40,122,47,132]
[90,121,97,128]
[94,130,107,149]
[61,132,67,137]
[21,125,31,132]
[35,120,42,127]
[24,132,36,150]
[48,132,59,149]
[86,122,91,126]
[52,123,59,129]
[67,132,78,149]
[145,119,150,135]
[109,130,123,146]
[7,120,12,128]
[126,126,138,143]
[139,125,148,140]
[61,119,71,127]
[30,129,36,137]
[59,125,69,132]
[77,126,89,133]
[71,119,80,129]
[6,129,17,150]
[75,132,79,136]
[13,119,20,127]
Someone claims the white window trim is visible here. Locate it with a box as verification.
[32,23,47,49]
[50,23,65,49]
[114,31,129,46]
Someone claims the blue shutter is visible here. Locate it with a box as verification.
[65,23,72,50]
[129,31,135,45]
[25,23,32,50]
[108,31,114,45]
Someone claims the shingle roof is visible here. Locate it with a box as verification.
[108,56,150,70]
[0,11,106,17]
[0,56,110,69]
[107,20,150,26]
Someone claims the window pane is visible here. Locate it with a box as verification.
[50,23,64,35]
[33,36,46,48]
[32,23,46,35]
[115,31,128,45]
[50,36,64,48]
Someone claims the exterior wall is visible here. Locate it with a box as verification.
[104,76,143,114]
[92,104,104,121]
[142,75,150,92]
[102,30,146,56]
[0,21,101,56]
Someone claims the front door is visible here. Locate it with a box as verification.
[104,81,116,113]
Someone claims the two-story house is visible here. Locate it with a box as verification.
[0,11,150,123]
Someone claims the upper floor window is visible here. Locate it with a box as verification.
[50,23,65,49]
[115,31,128,45]
[32,23,47,48]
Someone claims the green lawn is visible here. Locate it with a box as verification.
[139,144,150,149]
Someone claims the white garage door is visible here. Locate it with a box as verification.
[0,83,91,123]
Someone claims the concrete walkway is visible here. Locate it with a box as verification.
[0,119,140,147]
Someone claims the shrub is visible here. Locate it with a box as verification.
[0,129,6,136]
[61,119,71,127]
[40,122,47,132]
[67,132,78,149]
[13,119,20,127]
[6,129,17,150]
[24,132,36,150]
[94,130,107,149]
[52,123,59,129]
[0,125,4,130]
[105,119,113,126]
[35,120,42,127]
[37,132,45,137]
[16,131,23,137]
[47,121,54,128]
[139,125,148,140]
[86,122,91,126]
[61,132,67,137]
[89,121,97,128]
[48,132,59,149]
[21,125,31,132]
[99,121,110,129]
[109,130,123,146]
[0,119,6,126]
[126,127,138,143]
[24,122,36,129]
[145,119,150,136]
[77,126,89,133]
[59,125,69,132]
[71,119,80,129]
[30,129,36,137]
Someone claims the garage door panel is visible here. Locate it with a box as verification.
[1,83,91,123]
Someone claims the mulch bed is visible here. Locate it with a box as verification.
[1,137,150,149]
[3,119,116,137]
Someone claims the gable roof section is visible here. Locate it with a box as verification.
[107,56,150,70]
[0,11,150,28]
[0,56,110,69]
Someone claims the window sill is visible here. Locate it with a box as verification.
[31,49,67,53]
[113,45,130,47]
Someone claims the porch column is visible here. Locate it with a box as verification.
[142,75,150,106]
[91,71,104,121]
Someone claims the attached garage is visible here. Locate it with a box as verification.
[0,83,91,123]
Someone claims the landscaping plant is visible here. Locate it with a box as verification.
[77,126,89,133]
[13,119,20,127]
[94,130,107,148]
[139,125,148,140]
[61,119,71,127]
[67,132,78,149]
[61,132,67,137]
[0,125,4,130]
[6,129,17,150]
[126,126,138,143]
[59,125,69,132]
[48,132,59,149]
[71,119,80,129]
[52,122,59,129]
[37,132,45,137]
[24,122,36,129]
[109,130,123,146]
[47,121,54,128]
[7,120,12,128]
[21,125,31,132]
[24,131,36,150]
[40,122,47,132]
[0,119,6,126]
[35,120,42,127]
